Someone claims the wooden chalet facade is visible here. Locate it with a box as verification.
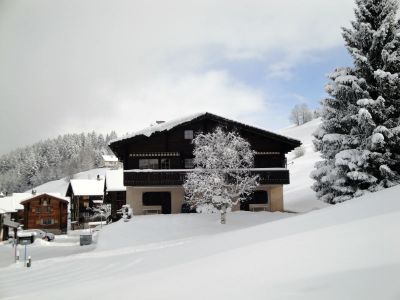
[109,112,301,215]
[105,169,126,220]
[21,193,69,234]
[66,177,105,223]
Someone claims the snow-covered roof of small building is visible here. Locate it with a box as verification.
[0,193,31,213]
[20,193,70,204]
[102,154,119,162]
[0,192,70,214]
[69,178,105,196]
[109,112,301,146]
[105,169,126,192]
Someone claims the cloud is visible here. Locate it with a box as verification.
[70,70,268,135]
[0,0,355,153]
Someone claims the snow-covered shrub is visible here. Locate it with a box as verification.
[293,146,306,158]
[183,128,258,224]
[89,204,111,223]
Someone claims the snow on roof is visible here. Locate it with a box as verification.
[0,192,70,213]
[70,178,105,196]
[0,193,31,213]
[105,169,126,192]
[109,112,206,144]
[109,112,301,146]
[21,193,70,203]
[102,154,119,162]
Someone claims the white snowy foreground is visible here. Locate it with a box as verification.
[1,185,399,300]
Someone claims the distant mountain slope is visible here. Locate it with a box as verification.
[278,118,328,212]
[0,131,117,194]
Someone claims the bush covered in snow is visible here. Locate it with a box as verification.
[293,146,306,158]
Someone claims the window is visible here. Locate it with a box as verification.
[160,158,170,169]
[35,207,41,214]
[184,159,194,169]
[139,159,159,169]
[45,206,51,213]
[184,130,193,140]
[41,218,54,225]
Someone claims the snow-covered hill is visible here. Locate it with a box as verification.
[278,118,328,212]
[1,183,399,299]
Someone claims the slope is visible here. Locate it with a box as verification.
[278,118,328,212]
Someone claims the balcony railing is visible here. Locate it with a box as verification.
[124,168,290,186]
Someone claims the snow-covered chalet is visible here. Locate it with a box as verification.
[108,112,301,215]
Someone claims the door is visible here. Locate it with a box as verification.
[240,191,268,211]
[142,192,172,214]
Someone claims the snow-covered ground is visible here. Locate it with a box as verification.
[278,118,329,212]
[0,184,399,299]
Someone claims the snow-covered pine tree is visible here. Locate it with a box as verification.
[183,128,258,224]
[312,0,400,204]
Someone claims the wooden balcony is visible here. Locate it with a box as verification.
[124,168,290,186]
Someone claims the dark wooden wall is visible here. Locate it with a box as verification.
[117,118,293,170]
[22,195,68,234]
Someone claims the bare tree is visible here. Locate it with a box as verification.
[290,103,313,126]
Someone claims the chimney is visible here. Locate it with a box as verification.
[32,189,36,195]
[97,174,101,181]
[156,120,165,124]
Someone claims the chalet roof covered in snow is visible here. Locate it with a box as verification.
[20,193,70,204]
[105,169,126,192]
[69,178,105,196]
[0,192,70,214]
[109,112,301,146]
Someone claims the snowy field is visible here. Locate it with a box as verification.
[0,185,399,299]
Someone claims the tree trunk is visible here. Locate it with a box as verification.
[220,207,227,224]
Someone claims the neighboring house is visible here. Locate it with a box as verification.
[102,154,121,169]
[105,169,126,220]
[66,176,105,223]
[0,192,29,240]
[108,112,301,215]
[21,193,69,234]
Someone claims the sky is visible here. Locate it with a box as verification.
[0,0,355,155]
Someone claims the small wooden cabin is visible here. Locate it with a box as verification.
[66,176,105,223]
[21,193,69,234]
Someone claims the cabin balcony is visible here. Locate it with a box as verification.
[124,168,290,186]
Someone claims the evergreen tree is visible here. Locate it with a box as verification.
[312,0,400,204]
